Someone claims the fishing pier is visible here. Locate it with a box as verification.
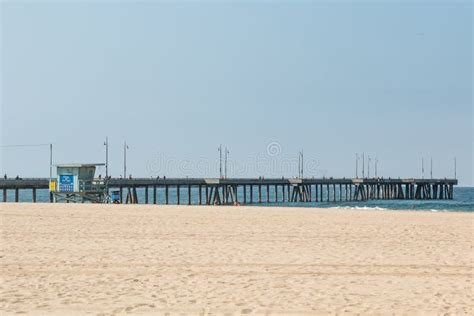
[0,178,457,204]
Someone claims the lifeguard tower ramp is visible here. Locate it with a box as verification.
[50,164,108,203]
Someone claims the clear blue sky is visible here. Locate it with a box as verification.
[1,1,472,185]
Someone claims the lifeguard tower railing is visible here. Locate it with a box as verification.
[78,179,107,192]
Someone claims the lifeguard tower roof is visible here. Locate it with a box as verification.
[54,163,105,167]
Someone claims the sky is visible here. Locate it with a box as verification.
[1,0,472,185]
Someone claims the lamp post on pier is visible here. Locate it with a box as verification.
[368,155,371,178]
[123,142,129,178]
[375,158,378,178]
[422,158,425,179]
[355,153,359,178]
[300,149,304,179]
[49,143,53,180]
[454,157,457,179]
[104,137,109,178]
[430,157,433,179]
[297,150,304,178]
[218,144,223,179]
[224,147,229,179]
[362,153,365,178]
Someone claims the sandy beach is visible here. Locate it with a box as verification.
[1,203,472,315]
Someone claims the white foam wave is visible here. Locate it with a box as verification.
[328,206,387,211]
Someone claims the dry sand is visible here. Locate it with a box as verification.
[1,203,473,315]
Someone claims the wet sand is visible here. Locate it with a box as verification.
[1,203,472,314]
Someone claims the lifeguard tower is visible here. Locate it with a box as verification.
[50,163,108,203]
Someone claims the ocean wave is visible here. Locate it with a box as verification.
[329,206,387,211]
[328,206,456,212]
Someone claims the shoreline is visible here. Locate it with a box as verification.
[1,201,473,213]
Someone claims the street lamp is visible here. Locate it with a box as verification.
[368,155,371,178]
[225,147,230,179]
[362,153,365,178]
[298,150,304,178]
[375,158,378,178]
[454,157,457,179]
[422,158,424,179]
[123,142,129,178]
[218,144,222,178]
[49,143,53,180]
[355,153,359,178]
[104,137,108,178]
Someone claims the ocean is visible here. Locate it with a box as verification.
[4,186,473,212]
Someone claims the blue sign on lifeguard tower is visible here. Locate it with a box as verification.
[58,175,74,192]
